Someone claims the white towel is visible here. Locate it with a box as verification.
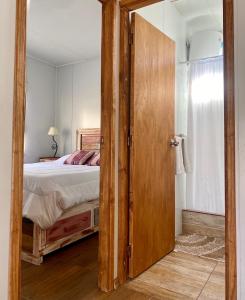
[175,136,185,175]
[181,135,192,173]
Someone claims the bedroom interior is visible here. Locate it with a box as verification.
[7,0,236,299]
[22,0,104,298]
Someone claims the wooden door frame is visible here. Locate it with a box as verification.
[9,0,118,298]
[118,0,237,299]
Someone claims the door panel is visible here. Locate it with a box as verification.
[129,13,176,278]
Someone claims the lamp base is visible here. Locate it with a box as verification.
[51,136,58,157]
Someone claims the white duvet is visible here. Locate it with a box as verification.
[23,155,100,229]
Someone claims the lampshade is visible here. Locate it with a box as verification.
[48,126,59,136]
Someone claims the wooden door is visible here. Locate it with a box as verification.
[129,13,176,278]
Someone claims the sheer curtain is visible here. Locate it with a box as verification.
[186,56,225,215]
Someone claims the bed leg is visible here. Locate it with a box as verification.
[22,219,45,265]
[22,252,43,265]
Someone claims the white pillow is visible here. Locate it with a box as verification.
[55,154,71,164]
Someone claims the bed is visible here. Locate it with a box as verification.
[22,128,101,265]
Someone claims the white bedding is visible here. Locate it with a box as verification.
[23,155,100,229]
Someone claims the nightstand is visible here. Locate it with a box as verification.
[39,157,60,162]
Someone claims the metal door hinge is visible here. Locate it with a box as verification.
[129,192,133,209]
[128,134,133,147]
[127,245,132,258]
[129,32,134,45]
[100,136,104,145]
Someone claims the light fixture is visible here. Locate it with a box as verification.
[48,127,59,157]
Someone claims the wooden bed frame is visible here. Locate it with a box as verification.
[22,128,101,265]
[22,200,99,265]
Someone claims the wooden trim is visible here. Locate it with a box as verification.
[118,6,130,285]
[224,0,237,298]
[98,0,119,292]
[9,0,27,299]
[120,0,162,11]
[117,0,237,297]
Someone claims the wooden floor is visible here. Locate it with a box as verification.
[22,234,225,300]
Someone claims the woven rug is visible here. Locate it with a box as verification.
[175,233,225,262]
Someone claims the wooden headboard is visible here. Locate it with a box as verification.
[76,128,101,151]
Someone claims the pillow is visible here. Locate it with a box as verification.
[55,154,71,164]
[86,152,100,166]
[64,150,95,165]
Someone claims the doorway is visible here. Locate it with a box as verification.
[118,0,236,299]
[10,0,116,298]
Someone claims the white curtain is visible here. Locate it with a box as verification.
[186,56,225,215]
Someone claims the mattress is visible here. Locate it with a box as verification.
[23,155,100,229]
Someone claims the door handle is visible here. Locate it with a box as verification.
[170,138,179,147]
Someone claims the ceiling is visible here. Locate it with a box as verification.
[172,0,223,38]
[27,0,222,66]
[27,0,102,66]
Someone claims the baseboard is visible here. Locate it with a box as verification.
[182,210,225,238]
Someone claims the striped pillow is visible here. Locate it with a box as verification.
[64,150,95,165]
[86,152,100,166]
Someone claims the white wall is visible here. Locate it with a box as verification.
[162,2,188,237]
[55,58,101,155]
[25,57,57,163]
[137,2,188,235]
[25,57,101,161]
[235,0,245,298]
[0,0,16,299]
[135,2,164,30]
[190,30,223,60]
